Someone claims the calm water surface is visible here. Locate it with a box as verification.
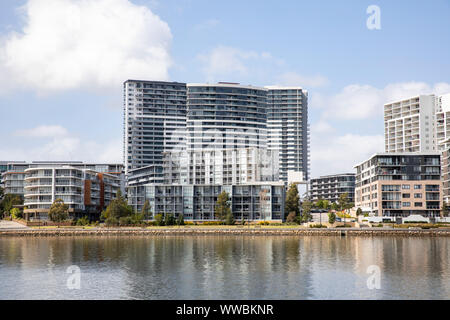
[0,236,449,300]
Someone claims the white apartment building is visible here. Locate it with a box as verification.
[266,86,309,182]
[384,94,437,153]
[23,165,122,220]
[123,80,187,175]
[162,148,279,185]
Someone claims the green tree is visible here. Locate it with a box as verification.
[176,214,185,226]
[286,212,297,223]
[225,211,235,225]
[328,212,336,224]
[1,194,23,217]
[300,200,313,223]
[141,200,151,220]
[164,213,175,226]
[48,198,69,226]
[441,202,449,217]
[356,208,363,216]
[10,207,22,219]
[154,213,164,226]
[0,186,4,200]
[215,191,231,222]
[285,184,300,219]
[102,190,132,220]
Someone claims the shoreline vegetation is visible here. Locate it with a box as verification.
[1,226,450,237]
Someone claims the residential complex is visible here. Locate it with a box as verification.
[1,162,124,220]
[384,95,437,153]
[187,83,268,151]
[124,80,309,185]
[123,80,187,175]
[355,153,441,217]
[141,183,285,222]
[127,147,284,220]
[310,173,355,204]
[123,80,310,222]
[266,86,309,182]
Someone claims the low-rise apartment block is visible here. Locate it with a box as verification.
[310,173,355,203]
[355,153,441,217]
[1,161,124,220]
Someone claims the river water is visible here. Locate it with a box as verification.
[0,236,449,300]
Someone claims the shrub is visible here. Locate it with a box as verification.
[201,221,223,225]
[164,214,176,226]
[76,216,90,226]
[10,208,22,219]
[176,214,185,226]
[225,212,235,225]
[154,214,164,226]
[184,221,195,225]
[119,216,133,226]
[310,224,327,228]
[105,217,118,227]
[258,221,270,225]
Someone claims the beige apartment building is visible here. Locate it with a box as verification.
[355,153,441,217]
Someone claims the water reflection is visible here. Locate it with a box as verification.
[0,236,448,300]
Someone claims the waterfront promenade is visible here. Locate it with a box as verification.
[1,226,450,237]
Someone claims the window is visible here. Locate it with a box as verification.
[402,185,410,190]
[402,193,410,198]
[402,202,410,207]
[414,185,422,190]
[414,202,422,207]
[414,193,422,198]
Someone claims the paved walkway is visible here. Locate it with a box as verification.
[0,220,30,230]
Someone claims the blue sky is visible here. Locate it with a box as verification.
[0,0,449,177]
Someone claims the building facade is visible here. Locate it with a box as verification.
[139,183,285,222]
[162,148,279,186]
[123,80,187,175]
[127,147,284,220]
[186,83,268,151]
[23,165,122,220]
[266,86,309,182]
[384,95,437,153]
[355,153,441,217]
[310,173,355,203]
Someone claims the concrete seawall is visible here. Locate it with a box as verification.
[1,228,450,237]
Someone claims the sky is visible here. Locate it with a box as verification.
[0,0,449,178]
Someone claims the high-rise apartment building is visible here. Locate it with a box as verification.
[124,80,310,184]
[186,83,268,151]
[355,153,441,217]
[384,95,437,153]
[266,87,309,182]
[123,80,187,175]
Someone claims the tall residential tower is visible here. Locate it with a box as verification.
[123,80,187,175]
[266,87,309,182]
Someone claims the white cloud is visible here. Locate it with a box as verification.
[276,71,329,88]
[4,125,122,163]
[0,0,172,94]
[311,133,384,177]
[321,81,450,120]
[197,45,284,82]
[15,125,68,138]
